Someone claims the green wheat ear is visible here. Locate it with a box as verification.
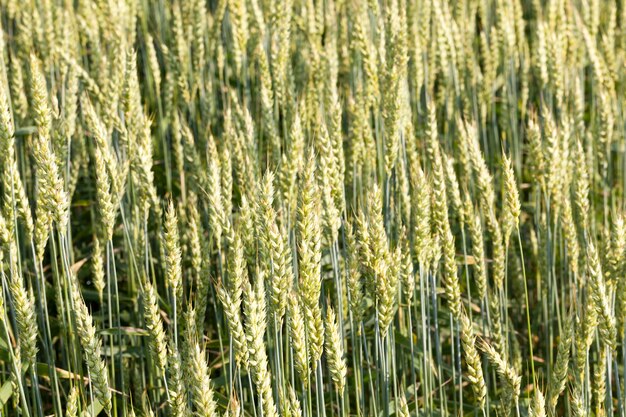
[70,277,112,414]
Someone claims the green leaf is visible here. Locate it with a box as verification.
[0,381,13,406]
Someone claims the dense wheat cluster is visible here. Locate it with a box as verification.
[0,0,624,416]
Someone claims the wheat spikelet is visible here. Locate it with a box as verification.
[0,87,33,238]
[399,229,415,300]
[460,311,486,409]
[144,33,161,92]
[548,313,572,415]
[297,153,322,310]
[530,388,546,417]
[324,306,347,393]
[167,343,189,417]
[288,294,310,384]
[345,223,364,324]
[527,115,546,190]
[410,162,432,268]
[366,185,397,333]
[587,243,616,350]
[30,54,69,234]
[216,282,249,369]
[244,275,277,417]
[65,386,79,417]
[92,134,116,240]
[443,153,464,225]
[464,197,487,300]
[2,237,38,370]
[186,200,207,331]
[141,279,168,376]
[502,154,520,241]
[570,384,585,417]
[70,277,111,414]
[91,236,106,304]
[255,172,290,323]
[317,126,342,244]
[164,200,183,304]
[226,232,246,311]
[287,385,302,417]
[188,339,219,417]
[206,137,226,244]
[304,300,325,370]
[594,346,607,417]
[480,338,521,413]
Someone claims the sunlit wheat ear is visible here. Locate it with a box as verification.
[66,386,80,417]
[141,278,168,377]
[608,213,624,268]
[226,230,246,310]
[225,392,242,417]
[8,57,29,123]
[29,54,52,136]
[425,104,447,236]
[70,277,111,415]
[186,199,208,333]
[399,229,414,300]
[164,200,183,306]
[587,243,616,350]
[529,388,546,417]
[441,222,461,320]
[0,88,33,238]
[410,162,432,269]
[396,149,412,226]
[364,184,397,334]
[216,281,249,369]
[324,306,347,393]
[288,293,310,385]
[244,274,278,417]
[206,135,226,244]
[288,385,303,417]
[573,303,595,380]
[317,127,341,244]
[83,98,116,241]
[396,393,410,417]
[130,119,159,214]
[187,340,218,417]
[548,312,572,415]
[297,152,322,313]
[569,384,586,417]
[462,118,495,214]
[345,222,364,324]
[460,311,486,410]
[463,196,486,300]
[220,145,234,226]
[278,109,304,217]
[480,338,521,410]
[29,54,69,235]
[442,152,464,225]
[255,171,290,324]
[91,236,106,304]
[3,237,38,371]
[594,346,607,417]
[502,153,520,242]
[167,343,188,417]
[527,115,546,189]
[381,0,407,177]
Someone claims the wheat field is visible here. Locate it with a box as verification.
[0,0,624,416]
